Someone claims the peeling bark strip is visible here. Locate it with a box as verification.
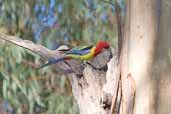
[109,77,122,114]
[109,0,123,114]
[115,0,123,57]
[127,73,136,114]
[0,34,120,114]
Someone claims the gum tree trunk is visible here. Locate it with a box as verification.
[121,0,171,114]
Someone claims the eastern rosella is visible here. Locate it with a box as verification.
[38,41,110,69]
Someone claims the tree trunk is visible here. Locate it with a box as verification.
[68,55,119,114]
[121,0,171,114]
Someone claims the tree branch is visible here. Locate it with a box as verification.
[0,33,52,59]
[0,33,73,71]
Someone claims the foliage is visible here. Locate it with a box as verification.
[0,43,78,114]
[0,0,125,113]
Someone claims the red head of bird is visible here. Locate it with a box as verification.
[94,41,110,56]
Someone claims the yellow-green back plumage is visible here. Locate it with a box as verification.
[66,47,96,60]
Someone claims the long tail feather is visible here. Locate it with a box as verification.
[37,57,65,69]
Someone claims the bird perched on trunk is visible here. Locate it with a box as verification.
[38,41,111,69]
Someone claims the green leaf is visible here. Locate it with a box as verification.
[3,79,9,99]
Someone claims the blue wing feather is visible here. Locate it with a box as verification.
[65,45,93,55]
[38,57,64,69]
[38,45,93,69]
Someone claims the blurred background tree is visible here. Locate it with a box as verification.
[0,0,124,114]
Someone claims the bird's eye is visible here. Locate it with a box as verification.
[104,46,109,49]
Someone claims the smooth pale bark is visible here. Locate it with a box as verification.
[121,0,157,114]
[121,0,171,114]
[129,0,157,114]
